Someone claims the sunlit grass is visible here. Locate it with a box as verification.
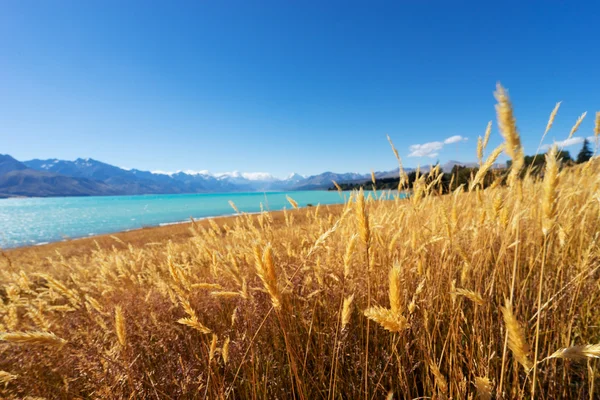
[1,84,600,399]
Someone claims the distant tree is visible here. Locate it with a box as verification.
[557,150,572,163]
[576,139,593,164]
[510,150,572,176]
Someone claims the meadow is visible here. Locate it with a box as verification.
[1,85,600,399]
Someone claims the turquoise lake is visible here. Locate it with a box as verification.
[0,191,357,249]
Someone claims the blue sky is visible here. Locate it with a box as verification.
[1,1,599,177]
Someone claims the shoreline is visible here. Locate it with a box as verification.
[1,190,357,251]
[3,204,346,263]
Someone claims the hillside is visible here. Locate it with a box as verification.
[0,154,28,177]
[0,155,120,198]
[0,169,118,198]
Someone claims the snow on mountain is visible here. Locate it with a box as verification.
[17,155,488,196]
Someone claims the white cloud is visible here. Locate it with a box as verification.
[541,137,586,150]
[408,141,443,157]
[184,170,211,176]
[241,172,277,181]
[150,169,283,180]
[408,135,468,157]
[214,171,279,181]
[150,169,211,176]
[444,135,468,144]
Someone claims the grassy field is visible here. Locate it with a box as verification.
[1,85,600,399]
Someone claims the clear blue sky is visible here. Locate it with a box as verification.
[2,1,599,177]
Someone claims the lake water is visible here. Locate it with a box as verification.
[0,191,354,249]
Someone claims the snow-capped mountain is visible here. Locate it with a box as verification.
[2,154,416,197]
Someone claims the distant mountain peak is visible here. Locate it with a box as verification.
[286,172,304,179]
[3,153,494,198]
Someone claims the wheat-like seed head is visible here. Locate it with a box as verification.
[542,145,559,235]
[568,111,587,139]
[0,331,67,347]
[388,263,402,314]
[453,288,485,305]
[191,283,223,290]
[363,306,409,333]
[84,295,104,315]
[482,121,492,150]
[355,188,370,246]
[332,180,342,193]
[341,294,354,329]
[228,201,239,213]
[286,196,299,210]
[177,317,211,334]
[386,134,408,188]
[0,370,17,385]
[429,361,448,395]
[495,83,524,187]
[387,134,400,160]
[178,296,197,319]
[37,273,80,309]
[343,234,357,278]
[222,336,230,364]
[255,243,281,309]
[545,343,600,362]
[474,376,492,400]
[210,291,241,299]
[114,306,126,347]
[544,101,561,138]
[209,333,218,362]
[307,211,348,257]
[477,121,493,164]
[501,300,532,371]
[471,144,505,190]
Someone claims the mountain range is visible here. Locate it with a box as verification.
[0,154,480,198]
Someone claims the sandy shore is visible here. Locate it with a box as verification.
[4,204,346,266]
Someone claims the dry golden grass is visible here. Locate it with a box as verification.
[1,84,600,398]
